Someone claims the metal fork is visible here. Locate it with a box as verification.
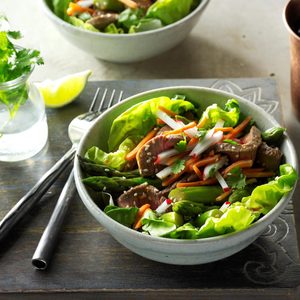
[0,88,123,246]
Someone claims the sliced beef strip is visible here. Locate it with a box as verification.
[87,12,119,30]
[117,183,165,210]
[156,125,172,135]
[137,134,184,177]
[214,126,262,162]
[256,142,283,171]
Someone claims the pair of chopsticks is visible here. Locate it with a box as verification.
[32,170,76,270]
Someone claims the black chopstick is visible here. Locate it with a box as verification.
[32,170,76,270]
[0,148,75,243]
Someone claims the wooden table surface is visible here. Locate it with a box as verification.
[0,79,299,300]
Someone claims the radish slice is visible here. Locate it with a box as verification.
[184,126,198,138]
[156,198,172,215]
[157,110,182,130]
[156,149,179,165]
[220,201,231,212]
[77,0,93,7]
[215,171,230,192]
[189,130,223,157]
[156,166,173,179]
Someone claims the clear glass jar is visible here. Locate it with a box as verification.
[0,70,48,162]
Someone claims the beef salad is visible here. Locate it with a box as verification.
[79,95,298,239]
[50,0,203,33]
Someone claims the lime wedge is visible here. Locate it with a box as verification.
[36,70,92,108]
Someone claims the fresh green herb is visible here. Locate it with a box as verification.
[174,139,187,152]
[226,167,246,189]
[223,139,239,145]
[0,16,44,117]
[197,128,207,138]
[171,159,185,174]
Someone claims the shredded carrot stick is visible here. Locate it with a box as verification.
[242,171,275,178]
[223,160,253,177]
[163,122,196,135]
[185,156,199,170]
[215,190,232,202]
[196,117,207,128]
[176,178,217,188]
[214,127,233,133]
[126,128,158,161]
[67,2,94,16]
[193,154,220,169]
[118,0,138,9]
[162,171,185,187]
[187,137,199,148]
[224,116,252,140]
[133,204,151,230]
[158,105,177,117]
[192,165,202,179]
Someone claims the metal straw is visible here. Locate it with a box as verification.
[32,170,76,270]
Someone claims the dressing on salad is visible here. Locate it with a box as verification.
[50,0,202,33]
[80,95,298,239]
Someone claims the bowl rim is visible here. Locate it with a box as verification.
[41,0,210,38]
[74,85,298,245]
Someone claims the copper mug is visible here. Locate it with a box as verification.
[284,0,300,120]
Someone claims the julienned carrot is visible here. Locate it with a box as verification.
[126,128,158,161]
[193,154,220,169]
[158,105,177,117]
[133,204,151,229]
[223,160,253,177]
[214,127,233,133]
[162,170,185,187]
[67,2,94,16]
[196,117,207,128]
[156,118,165,125]
[164,122,196,135]
[215,190,232,202]
[224,116,252,139]
[176,178,217,188]
[192,165,202,179]
[118,0,138,9]
[242,171,275,178]
[187,137,199,148]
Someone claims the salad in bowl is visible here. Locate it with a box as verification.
[74,87,297,264]
[50,0,204,34]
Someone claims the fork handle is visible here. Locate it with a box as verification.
[0,146,76,243]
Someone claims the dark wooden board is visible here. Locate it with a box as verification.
[0,79,299,299]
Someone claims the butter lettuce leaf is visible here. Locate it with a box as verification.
[242,163,298,215]
[108,96,195,151]
[146,0,194,25]
[85,137,135,170]
[199,99,240,129]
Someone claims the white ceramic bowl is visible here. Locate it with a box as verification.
[74,86,297,265]
[41,0,210,63]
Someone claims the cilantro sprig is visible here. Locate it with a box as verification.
[0,15,44,117]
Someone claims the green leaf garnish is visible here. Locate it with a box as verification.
[171,159,185,174]
[0,16,44,118]
[174,139,187,152]
[226,167,247,189]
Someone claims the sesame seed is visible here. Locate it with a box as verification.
[134,193,138,197]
